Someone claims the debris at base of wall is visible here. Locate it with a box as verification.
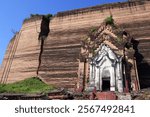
[117,93,132,100]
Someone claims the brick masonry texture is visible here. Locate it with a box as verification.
[0,0,150,89]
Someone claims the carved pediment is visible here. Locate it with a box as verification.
[92,44,120,66]
[81,16,134,60]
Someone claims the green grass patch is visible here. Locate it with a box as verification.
[0,77,54,94]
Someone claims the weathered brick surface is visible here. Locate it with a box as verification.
[0,16,43,83]
[39,0,150,89]
[0,0,150,89]
[38,29,88,89]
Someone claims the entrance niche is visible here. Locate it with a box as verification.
[102,68,111,91]
[102,77,110,91]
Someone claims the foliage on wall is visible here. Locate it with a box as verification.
[80,16,134,59]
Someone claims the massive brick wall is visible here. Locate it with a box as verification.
[0,0,150,89]
[0,36,17,83]
[39,0,150,89]
[0,16,43,83]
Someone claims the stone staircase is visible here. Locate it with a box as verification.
[95,92,117,100]
[136,38,150,89]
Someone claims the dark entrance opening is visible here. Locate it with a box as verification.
[102,77,110,91]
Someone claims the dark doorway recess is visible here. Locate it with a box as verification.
[133,39,150,89]
[102,78,110,91]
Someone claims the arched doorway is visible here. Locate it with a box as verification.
[102,68,111,91]
[102,77,110,91]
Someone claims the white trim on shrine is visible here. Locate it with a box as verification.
[88,44,124,92]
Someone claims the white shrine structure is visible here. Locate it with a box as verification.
[89,44,123,92]
[77,18,140,98]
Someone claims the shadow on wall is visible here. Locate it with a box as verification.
[133,39,150,89]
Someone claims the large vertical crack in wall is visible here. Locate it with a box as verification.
[0,0,150,89]
[37,17,50,75]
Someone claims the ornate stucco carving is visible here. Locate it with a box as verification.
[79,16,139,92]
[89,44,123,92]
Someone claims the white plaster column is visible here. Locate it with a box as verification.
[116,62,120,91]
[95,66,100,90]
[110,67,115,91]
[89,63,95,86]
[118,60,123,92]
[89,64,93,82]
[99,67,102,91]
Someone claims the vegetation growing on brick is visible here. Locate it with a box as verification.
[81,16,134,58]
[44,14,53,20]
[24,13,53,22]
[105,15,114,26]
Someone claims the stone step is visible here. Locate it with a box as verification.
[117,93,132,100]
[95,92,117,100]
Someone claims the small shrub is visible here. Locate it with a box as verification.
[105,15,114,26]
[44,14,53,20]
[30,14,40,18]
[90,27,97,33]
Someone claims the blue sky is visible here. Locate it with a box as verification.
[0,0,126,64]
